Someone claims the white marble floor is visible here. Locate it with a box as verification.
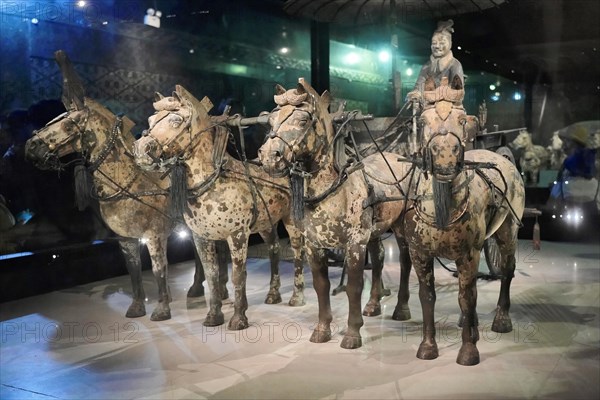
[1,239,599,400]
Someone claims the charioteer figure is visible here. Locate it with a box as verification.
[407,19,465,105]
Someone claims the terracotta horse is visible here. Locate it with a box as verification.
[24,51,223,321]
[132,85,306,330]
[510,129,549,184]
[400,77,525,365]
[258,78,415,349]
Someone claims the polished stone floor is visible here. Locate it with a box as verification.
[1,238,599,400]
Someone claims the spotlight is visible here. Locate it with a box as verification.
[31,18,39,24]
[177,230,189,239]
[279,47,289,54]
[489,84,496,90]
[513,92,522,100]
[405,68,413,76]
[140,238,148,244]
[77,1,86,7]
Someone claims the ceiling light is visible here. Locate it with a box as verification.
[344,52,360,65]
[378,50,390,62]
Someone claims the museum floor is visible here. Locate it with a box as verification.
[1,238,599,400]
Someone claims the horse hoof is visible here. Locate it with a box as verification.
[125,302,146,318]
[492,317,513,333]
[309,329,331,343]
[340,335,362,349]
[187,284,205,298]
[203,312,225,327]
[227,315,249,330]
[391,307,411,321]
[150,308,171,321]
[362,302,381,317]
[417,342,439,360]
[288,294,305,307]
[220,286,229,300]
[264,292,282,305]
[457,343,480,366]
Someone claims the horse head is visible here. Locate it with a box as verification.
[550,132,563,150]
[133,85,213,172]
[25,51,131,170]
[423,130,465,182]
[258,78,333,176]
[510,129,532,150]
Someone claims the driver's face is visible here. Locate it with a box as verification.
[431,33,451,58]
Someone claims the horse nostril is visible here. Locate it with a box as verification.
[274,151,281,158]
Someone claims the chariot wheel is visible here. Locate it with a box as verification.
[483,236,502,276]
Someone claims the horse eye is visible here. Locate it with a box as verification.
[169,116,183,127]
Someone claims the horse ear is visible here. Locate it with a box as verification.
[275,84,286,95]
[296,82,306,95]
[172,90,182,103]
[154,92,164,102]
[175,84,201,104]
[320,90,332,106]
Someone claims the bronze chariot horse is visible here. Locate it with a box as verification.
[132,85,306,331]
[258,78,415,349]
[396,77,526,365]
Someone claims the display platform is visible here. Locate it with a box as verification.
[1,238,598,399]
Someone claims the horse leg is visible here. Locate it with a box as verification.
[188,240,229,299]
[287,222,305,307]
[308,247,333,343]
[392,236,412,321]
[456,250,481,366]
[187,239,205,298]
[226,232,250,330]
[341,242,367,349]
[192,234,224,326]
[216,240,230,300]
[412,252,438,360]
[146,237,171,321]
[118,239,146,318]
[363,239,383,317]
[491,219,518,333]
[260,228,282,305]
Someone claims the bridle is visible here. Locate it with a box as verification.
[265,103,328,177]
[140,103,224,168]
[421,130,465,178]
[31,108,91,170]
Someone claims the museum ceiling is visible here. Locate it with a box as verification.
[150,0,599,88]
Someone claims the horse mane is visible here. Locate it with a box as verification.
[173,85,214,135]
[296,78,335,144]
[84,98,135,147]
